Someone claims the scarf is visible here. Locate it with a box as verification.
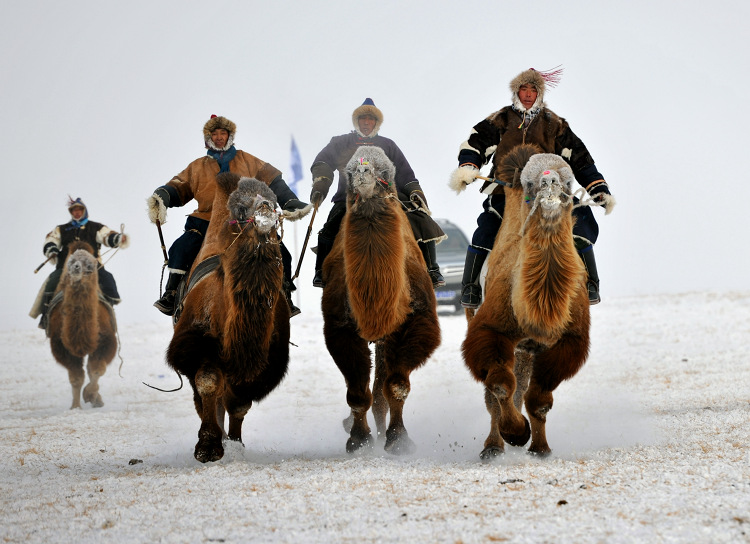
[512,104,541,129]
[66,218,89,229]
[207,145,237,173]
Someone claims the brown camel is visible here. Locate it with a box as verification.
[322,146,441,454]
[47,241,117,409]
[166,173,290,463]
[462,143,591,459]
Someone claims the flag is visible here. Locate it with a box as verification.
[289,136,303,194]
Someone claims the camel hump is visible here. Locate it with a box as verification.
[68,240,94,255]
[216,172,241,196]
[345,146,396,185]
[497,144,544,188]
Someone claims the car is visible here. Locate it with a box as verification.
[433,218,470,312]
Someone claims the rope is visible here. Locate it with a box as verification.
[518,189,598,237]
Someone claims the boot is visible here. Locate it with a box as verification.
[284,282,301,318]
[154,272,183,316]
[420,240,445,288]
[38,291,53,330]
[312,235,334,288]
[578,246,601,305]
[460,248,488,309]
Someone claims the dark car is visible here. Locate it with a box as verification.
[433,218,470,312]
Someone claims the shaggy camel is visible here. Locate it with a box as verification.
[166,174,290,463]
[48,241,117,409]
[322,146,441,454]
[463,144,591,459]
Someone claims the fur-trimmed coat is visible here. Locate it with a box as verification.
[161,150,284,221]
[458,106,604,194]
[311,132,419,203]
[44,221,121,270]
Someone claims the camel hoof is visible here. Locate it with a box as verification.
[82,386,104,408]
[500,417,531,447]
[527,447,552,458]
[480,446,503,461]
[346,433,373,454]
[384,430,415,456]
[194,442,224,463]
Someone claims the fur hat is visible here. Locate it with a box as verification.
[509,67,563,112]
[203,114,236,151]
[352,98,383,137]
[67,196,89,224]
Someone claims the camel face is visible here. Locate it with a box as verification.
[66,249,97,283]
[349,158,379,200]
[227,178,280,235]
[526,168,573,220]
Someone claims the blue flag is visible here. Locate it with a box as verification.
[289,136,303,194]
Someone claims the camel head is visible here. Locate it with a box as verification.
[65,244,97,284]
[345,146,396,201]
[520,153,575,221]
[225,176,279,235]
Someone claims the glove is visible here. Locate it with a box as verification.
[44,243,59,265]
[106,233,130,249]
[588,182,616,215]
[147,188,169,224]
[448,164,479,194]
[310,176,332,207]
[281,199,312,221]
[404,181,431,215]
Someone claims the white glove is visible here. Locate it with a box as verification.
[449,165,479,194]
[147,194,167,224]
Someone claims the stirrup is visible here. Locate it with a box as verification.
[429,267,446,289]
[153,290,176,316]
[587,281,601,305]
[312,269,325,288]
[460,284,482,309]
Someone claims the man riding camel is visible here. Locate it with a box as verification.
[30,197,129,330]
[309,98,446,289]
[449,67,616,308]
[147,114,311,317]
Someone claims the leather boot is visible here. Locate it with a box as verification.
[420,240,445,288]
[460,248,488,309]
[284,281,301,317]
[154,272,183,316]
[312,235,334,288]
[578,246,601,305]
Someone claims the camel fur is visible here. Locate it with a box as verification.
[462,144,590,458]
[166,173,290,463]
[322,146,441,454]
[47,241,117,409]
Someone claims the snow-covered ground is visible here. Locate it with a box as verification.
[1,291,748,543]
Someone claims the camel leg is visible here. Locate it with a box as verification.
[382,372,415,455]
[223,388,252,444]
[525,334,588,456]
[324,321,374,453]
[464,327,530,458]
[83,355,108,408]
[193,366,226,463]
[371,341,388,439]
[67,364,85,410]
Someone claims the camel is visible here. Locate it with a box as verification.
[322,146,441,454]
[47,241,117,409]
[166,173,290,463]
[462,143,591,459]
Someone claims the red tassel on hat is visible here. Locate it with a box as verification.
[210,114,217,119]
[530,65,564,88]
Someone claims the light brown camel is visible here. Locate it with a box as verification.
[463,143,591,459]
[166,174,290,463]
[48,241,117,409]
[322,146,441,454]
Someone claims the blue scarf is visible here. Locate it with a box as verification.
[207,145,237,173]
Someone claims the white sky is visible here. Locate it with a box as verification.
[2,0,749,329]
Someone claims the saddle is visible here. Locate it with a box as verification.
[172,255,221,325]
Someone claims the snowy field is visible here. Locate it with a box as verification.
[1,291,748,543]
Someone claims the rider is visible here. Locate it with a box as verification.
[31,197,129,329]
[449,67,616,308]
[309,98,446,289]
[147,114,311,317]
